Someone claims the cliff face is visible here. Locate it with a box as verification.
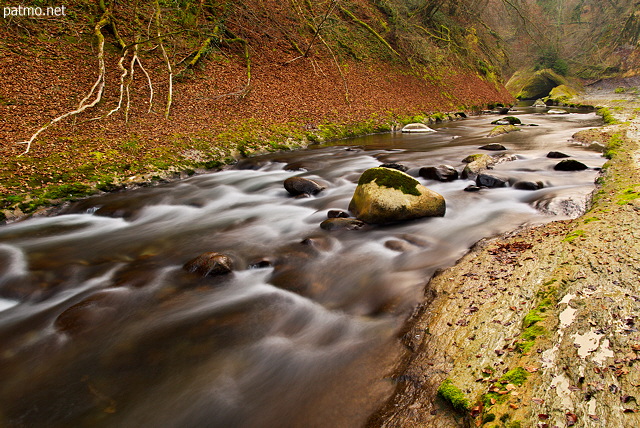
[0,0,512,217]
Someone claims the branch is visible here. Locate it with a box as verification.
[339,6,400,57]
[154,0,173,119]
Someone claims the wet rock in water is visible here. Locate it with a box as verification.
[476,173,508,188]
[513,180,544,190]
[401,123,435,133]
[380,163,409,172]
[464,185,481,192]
[235,158,268,170]
[301,235,335,251]
[249,258,273,269]
[479,143,507,151]
[320,218,366,231]
[554,159,588,171]
[384,240,418,252]
[491,116,521,125]
[283,177,325,196]
[419,165,459,182]
[547,151,570,158]
[349,167,445,224]
[461,154,495,180]
[493,153,518,164]
[183,252,234,276]
[327,209,350,218]
[54,288,132,335]
[455,112,468,118]
[497,107,510,114]
[488,125,520,137]
[548,108,569,114]
[533,98,548,108]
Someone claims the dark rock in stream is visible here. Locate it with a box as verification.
[513,180,544,190]
[283,177,325,196]
[476,173,508,188]
[320,218,366,231]
[491,116,521,125]
[183,252,234,277]
[547,151,570,158]
[419,165,459,182]
[554,159,589,171]
[479,143,507,151]
[327,209,350,218]
[464,185,481,192]
[54,288,133,335]
[380,163,409,172]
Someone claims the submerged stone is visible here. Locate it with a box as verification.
[320,218,366,231]
[479,143,507,151]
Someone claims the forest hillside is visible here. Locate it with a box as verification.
[0,0,516,219]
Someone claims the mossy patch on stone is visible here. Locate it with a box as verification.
[357,167,421,196]
[488,125,520,137]
[437,379,470,412]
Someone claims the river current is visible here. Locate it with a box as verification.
[0,107,605,427]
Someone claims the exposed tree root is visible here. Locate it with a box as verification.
[17,12,110,155]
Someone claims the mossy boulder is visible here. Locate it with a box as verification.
[488,125,520,138]
[506,68,568,100]
[548,84,581,104]
[348,167,445,224]
[461,154,495,180]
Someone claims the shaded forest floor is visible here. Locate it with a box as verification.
[369,85,640,427]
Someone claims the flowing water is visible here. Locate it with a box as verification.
[0,107,605,427]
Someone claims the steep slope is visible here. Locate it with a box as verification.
[0,0,512,219]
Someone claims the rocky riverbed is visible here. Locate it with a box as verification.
[369,91,640,427]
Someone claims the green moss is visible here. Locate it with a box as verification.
[518,325,547,353]
[523,310,544,329]
[488,124,520,137]
[43,183,92,200]
[598,107,620,125]
[583,216,600,224]
[501,367,529,387]
[437,379,470,412]
[618,187,640,205]
[358,167,421,196]
[615,87,626,94]
[563,229,586,242]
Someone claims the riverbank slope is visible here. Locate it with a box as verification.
[369,88,640,427]
[0,0,512,221]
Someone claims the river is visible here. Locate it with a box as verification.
[0,106,605,427]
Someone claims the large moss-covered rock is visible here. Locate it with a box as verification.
[348,167,445,224]
[548,84,581,104]
[506,68,568,100]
